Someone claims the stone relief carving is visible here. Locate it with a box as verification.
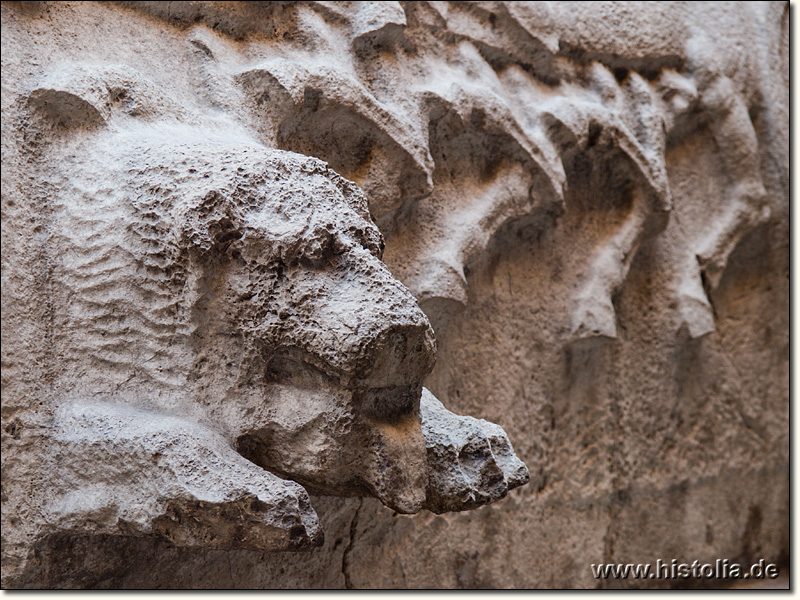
[8,60,530,564]
[114,1,771,347]
[1,0,787,589]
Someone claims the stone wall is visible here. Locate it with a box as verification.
[1,1,789,589]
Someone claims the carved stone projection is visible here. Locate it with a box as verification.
[2,58,531,583]
[1,0,788,590]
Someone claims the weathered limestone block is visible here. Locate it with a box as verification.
[1,0,788,590]
[1,51,528,586]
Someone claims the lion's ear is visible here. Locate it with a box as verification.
[27,67,111,128]
[27,64,181,129]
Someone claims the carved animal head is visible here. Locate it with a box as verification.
[22,64,527,548]
[45,123,436,513]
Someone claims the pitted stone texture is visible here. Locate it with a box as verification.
[1,0,787,590]
[1,33,529,586]
[45,401,323,552]
[421,389,529,514]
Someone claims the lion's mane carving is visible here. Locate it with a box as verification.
[3,62,528,579]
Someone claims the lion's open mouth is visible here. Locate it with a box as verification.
[354,385,421,422]
[233,376,529,516]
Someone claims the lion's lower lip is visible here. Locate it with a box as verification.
[419,388,531,514]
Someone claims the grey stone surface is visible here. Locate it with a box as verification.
[421,389,529,514]
[1,0,788,589]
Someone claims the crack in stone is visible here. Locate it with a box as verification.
[341,498,362,590]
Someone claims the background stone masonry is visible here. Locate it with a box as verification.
[1,1,789,589]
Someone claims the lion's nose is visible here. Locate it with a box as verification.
[270,245,437,391]
[353,321,436,390]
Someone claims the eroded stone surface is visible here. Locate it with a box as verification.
[1,0,788,590]
[421,389,529,514]
[2,41,529,586]
[46,401,323,552]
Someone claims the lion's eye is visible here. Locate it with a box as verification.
[178,190,244,255]
[348,225,384,259]
[301,228,338,262]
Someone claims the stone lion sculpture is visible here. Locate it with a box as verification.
[4,63,528,572]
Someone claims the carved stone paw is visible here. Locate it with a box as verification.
[45,402,323,552]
